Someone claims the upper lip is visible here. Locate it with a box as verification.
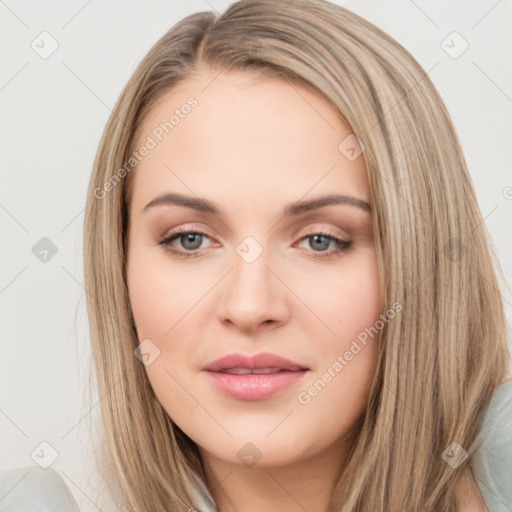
[202,352,309,372]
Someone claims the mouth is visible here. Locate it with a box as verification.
[220,367,294,374]
[202,352,309,400]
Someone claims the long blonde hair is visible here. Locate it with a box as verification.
[83,0,510,510]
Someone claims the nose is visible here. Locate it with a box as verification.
[216,243,291,334]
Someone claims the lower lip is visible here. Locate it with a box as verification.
[204,370,308,400]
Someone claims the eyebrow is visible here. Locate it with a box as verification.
[142,192,371,216]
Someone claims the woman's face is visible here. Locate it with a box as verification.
[126,68,381,470]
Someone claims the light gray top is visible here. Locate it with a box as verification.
[471,378,512,511]
[2,379,511,511]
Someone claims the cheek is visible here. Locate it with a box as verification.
[300,251,381,343]
[126,249,199,422]
[126,243,212,341]
[339,263,381,341]
[293,252,381,414]
[126,244,213,409]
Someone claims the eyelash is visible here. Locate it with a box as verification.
[157,226,353,260]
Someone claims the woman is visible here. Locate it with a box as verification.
[48,0,512,510]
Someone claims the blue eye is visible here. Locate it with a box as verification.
[158,229,352,259]
[300,233,352,257]
[158,231,210,258]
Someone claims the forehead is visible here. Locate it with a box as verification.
[129,69,370,215]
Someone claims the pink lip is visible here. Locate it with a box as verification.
[202,352,309,401]
[202,352,308,372]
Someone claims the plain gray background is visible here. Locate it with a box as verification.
[1,1,511,510]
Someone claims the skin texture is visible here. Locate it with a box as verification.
[454,475,488,512]
[125,67,383,512]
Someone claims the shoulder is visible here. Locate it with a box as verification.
[471,378,512,512]
[0,466,79,511]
